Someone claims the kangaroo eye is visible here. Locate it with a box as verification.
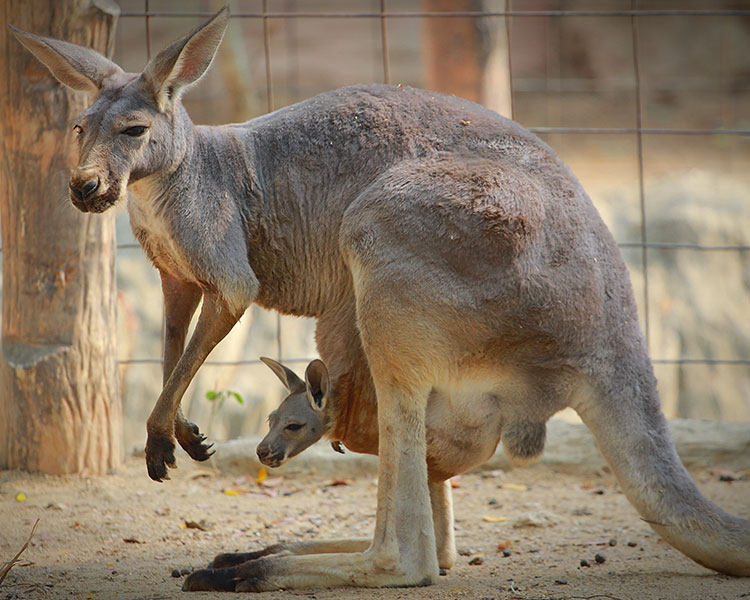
[73,125,83,136]
[285,423,303,432]
[122,125,148,137]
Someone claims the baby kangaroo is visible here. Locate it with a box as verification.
[11,6,749,593]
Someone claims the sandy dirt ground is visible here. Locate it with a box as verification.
[1,453,748,600]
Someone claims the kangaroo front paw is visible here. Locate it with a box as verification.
[176,419,215,462]
[145,434,177,482]
[182,567,239,592]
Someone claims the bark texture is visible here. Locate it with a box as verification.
[0,0,122,474]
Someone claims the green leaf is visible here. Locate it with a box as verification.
[205,390,220,402]
[230,391,244,405]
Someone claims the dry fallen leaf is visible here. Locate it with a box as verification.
[183,520,210,531]
[500,483,528,492]
[496,539,512,551]
[122,537,144,544]
[256,467,268,485]
[483,515,508,523]
[15,492,26,503]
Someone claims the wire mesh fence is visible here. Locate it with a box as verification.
[2,1,748,444]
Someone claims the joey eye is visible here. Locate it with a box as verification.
[285,423,303,432]
[122,125,148,137]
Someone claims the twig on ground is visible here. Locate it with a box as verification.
[0,519,40,585]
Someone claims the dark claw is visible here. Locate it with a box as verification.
[176,421,215,462]
[210,550,269,569]
[145,434,177,482]
[183,567,238,592]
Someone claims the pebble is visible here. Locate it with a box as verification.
[171,569,181,578]
[439,568,448,576]
[488,498,498,506]
[502,549,512,558]
[627,541,638,547]
[609,538,617,546]
[554,579,568,585]
[580,559,590,567]
[469,555,485,566]
[595,553,606,564]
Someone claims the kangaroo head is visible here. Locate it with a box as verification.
[257,358,332,468]
[9,8,229,213]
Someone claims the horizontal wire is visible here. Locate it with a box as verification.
[530,127,750,136]
[4,242,750,255]
[119,10,750,19]
[618,242,750,251]
[119,357,311,366]
[119,357,750,367]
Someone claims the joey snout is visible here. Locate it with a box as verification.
[256,439,287,468]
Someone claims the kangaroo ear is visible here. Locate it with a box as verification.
[9,25,124,93]
[142,6,229,112]
[305,360,330,412]
[260,357,305,393]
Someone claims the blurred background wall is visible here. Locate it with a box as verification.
[4,0,748,451]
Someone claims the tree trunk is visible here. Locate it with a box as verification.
[0,0,122,475]
[423,0,512,118]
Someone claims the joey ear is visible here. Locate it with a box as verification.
[305,360,330,412]
[260,357,305,393]
[141,6,229,112]
[9,25,124,93]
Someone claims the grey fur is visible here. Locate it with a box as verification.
[11,7,750,590]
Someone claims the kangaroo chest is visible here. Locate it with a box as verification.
[127,187,197,282]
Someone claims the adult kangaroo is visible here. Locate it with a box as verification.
[12,7,750,591]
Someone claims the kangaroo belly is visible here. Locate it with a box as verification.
[425,380,505,481]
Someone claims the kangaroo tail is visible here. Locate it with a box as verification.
[575,356,750,576]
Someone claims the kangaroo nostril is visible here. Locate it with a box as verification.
[256,445,269,459]
[68,180,83,202]
[82,178,99,197]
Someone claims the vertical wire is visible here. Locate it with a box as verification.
[145,0,151,61]
[380,0,391,84]
[262,0,275,114]
[631,0,650,350]
[504,0,515,120]
[261,0,281,361]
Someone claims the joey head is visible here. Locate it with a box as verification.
[256,358,332,468]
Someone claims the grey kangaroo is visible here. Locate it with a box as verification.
[11,6,749,592]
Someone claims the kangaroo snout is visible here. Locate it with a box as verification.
[69,171,101,211]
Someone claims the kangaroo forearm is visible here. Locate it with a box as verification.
[160,273,202,385]
[147,293,239,436]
